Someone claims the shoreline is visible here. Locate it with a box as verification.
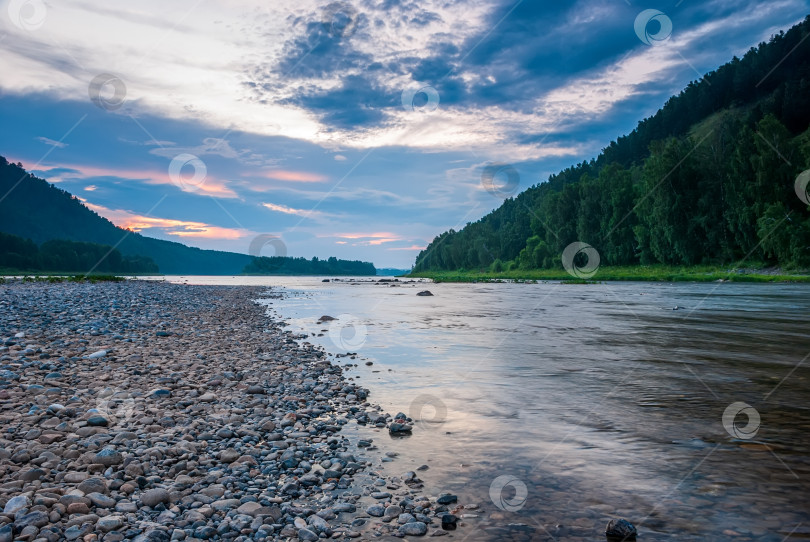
[0,280,465,541]
[408,265,810,283]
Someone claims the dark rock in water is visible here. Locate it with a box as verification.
[605,518,637,541]
[322,279,330,282]
[317,315,337,323]
[437,494,457,505]
[389,422,412,434]
[416,290,433,296]
[148,388,171,398]
[441,513,458,529]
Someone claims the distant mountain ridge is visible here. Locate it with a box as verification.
[0,157,375,275]
[0,156,252,274]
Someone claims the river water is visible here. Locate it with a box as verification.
[156,276,810,541]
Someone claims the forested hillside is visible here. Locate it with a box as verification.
[414,16,810,273]
[0,158,377,275]
[244,256,375,275]
[0,231,157,273]
[0,157,253,274]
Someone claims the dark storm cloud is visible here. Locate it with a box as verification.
[287,75,395,130]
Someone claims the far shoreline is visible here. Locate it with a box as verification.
[407,265,810,283]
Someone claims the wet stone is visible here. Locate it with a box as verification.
[399,521,428,536]
[606,519,638,541]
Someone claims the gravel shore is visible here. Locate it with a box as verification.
[0,280,466,542]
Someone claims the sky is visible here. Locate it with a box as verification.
[0,0,807,268]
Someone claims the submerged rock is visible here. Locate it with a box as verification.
[416,290,434,296]
[606,518,638,541]
[389,422,413,434]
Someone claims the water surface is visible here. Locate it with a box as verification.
[157,276,810,541]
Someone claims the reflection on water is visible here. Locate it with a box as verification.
[160,276,810,541]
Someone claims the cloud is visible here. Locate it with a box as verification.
[147,138,243,160]
[36,137,68,148]
[1,0,805,162]
[33,161,238,198]
[2,0,807,269]
[261,170,328,182]
[262,201,330,220]
[83,201,249,240]
[388,244,427,251]
[321,231,404,246]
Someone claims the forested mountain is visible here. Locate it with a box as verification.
[0,158,375,275]
[0,231,157,273]
[414,16,810,273]
[0,157,253,274]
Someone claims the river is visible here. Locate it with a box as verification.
[155,276,810,541]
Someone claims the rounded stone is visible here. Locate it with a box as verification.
[399,522,428,536]
[366,504,385,517]
[139,488,171,508]
[94,448,123,466]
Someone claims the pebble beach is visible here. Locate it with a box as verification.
[0,280,469,542]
